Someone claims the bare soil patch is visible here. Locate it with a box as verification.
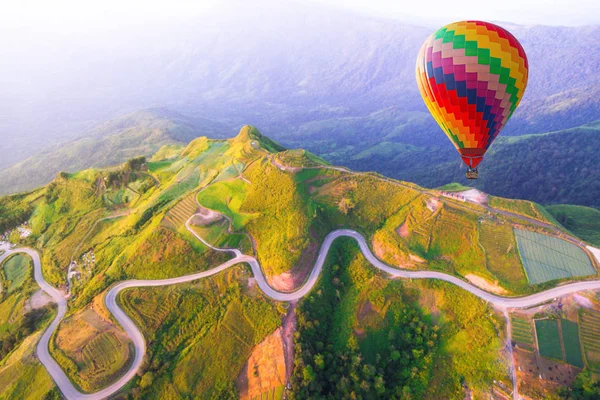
[514,347,578,399]
[236,327,286,400]
[465,274,508,295]
[190,206,223,226]
[396,221,409,238]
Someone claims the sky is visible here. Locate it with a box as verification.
[1,0,598,38]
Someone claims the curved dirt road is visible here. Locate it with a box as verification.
[3,224,600,399]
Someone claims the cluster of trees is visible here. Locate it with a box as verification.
[0,193,33,233]
[560,371,600,399]
[290,241,438,399]
[0,306,51,361]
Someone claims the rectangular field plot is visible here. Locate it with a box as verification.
[561,319,584,368]
[511,316,534,349]
[535,319,563,360]
[514,229,596,284]
[579,310,600,369]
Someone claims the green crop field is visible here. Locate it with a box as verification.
[479,221,527,291]
[163,194,198,228]
[535,319,563,361]
[514,229,596,284]
[511,316,534,350]
[561,319,584,368]
[579,310,600,369]
[2,254,31,293]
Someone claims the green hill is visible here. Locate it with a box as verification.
[545,204,600,247]
[0,126,595,399]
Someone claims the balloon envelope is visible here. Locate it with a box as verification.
[416,21,528,168]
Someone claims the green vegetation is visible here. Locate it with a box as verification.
[560,370,600,399]
[479,221,527,293]
[579,310,600,370]
[437,182,471,192]
[515,229,596,284]
[561,319,584,368]
[489,196,551,223]
[290,238,507,400]
[535,319,563,361]
[119,267,284,399]
[546,204,600,247]
[511,316,534,350]
[290,238,439,399]
[2,254,31,293]
[0,332,57,399]
[0,253,53,363]
[197,179,253,230]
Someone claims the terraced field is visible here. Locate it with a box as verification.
[81,332,129,381]
[511,316,534,351]
[479,221,525,287]
[515,229,596,284]
[579,310,600,370]
[535,319,563,361]
[561,319,584,368]
[410,213,437,252]
[163,195,199,228]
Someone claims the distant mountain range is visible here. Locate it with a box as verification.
[1,5,598,204]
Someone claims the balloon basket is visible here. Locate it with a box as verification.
[465,168,478,180]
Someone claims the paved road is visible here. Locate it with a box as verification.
[3,224,600,399]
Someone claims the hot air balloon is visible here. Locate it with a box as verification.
[416,21,528,179]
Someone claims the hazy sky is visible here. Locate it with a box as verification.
[1,0,598,37]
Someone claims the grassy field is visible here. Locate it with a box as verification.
[119,267,283,399]
[561,319,584,368]
[479,221,527,292]
[0,332,57,399]
[488,196,552,224]
[579,309,600,370]
[546,204,600,247]
[511,316,534,350]
[197,179,254,230]
[535,319,563,361]
[515,229,596,284]
[2,254,31,294]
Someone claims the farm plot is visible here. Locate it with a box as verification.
[514,229,596,284]
[164,195,199,228]
[511,316,534,350]
[535,319,563,361]
[2,254,31,293]
[81,332,129,381]
[579,310,600,369]
[561,319,584,368]
[479,221,526,286]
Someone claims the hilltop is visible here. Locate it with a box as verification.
[1,127,599,399]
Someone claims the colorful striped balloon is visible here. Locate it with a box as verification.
[416,21,528,170]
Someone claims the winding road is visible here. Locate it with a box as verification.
[2,221,600,399]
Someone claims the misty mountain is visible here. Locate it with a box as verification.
[2,5,598,167]
[0,109,233,194]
